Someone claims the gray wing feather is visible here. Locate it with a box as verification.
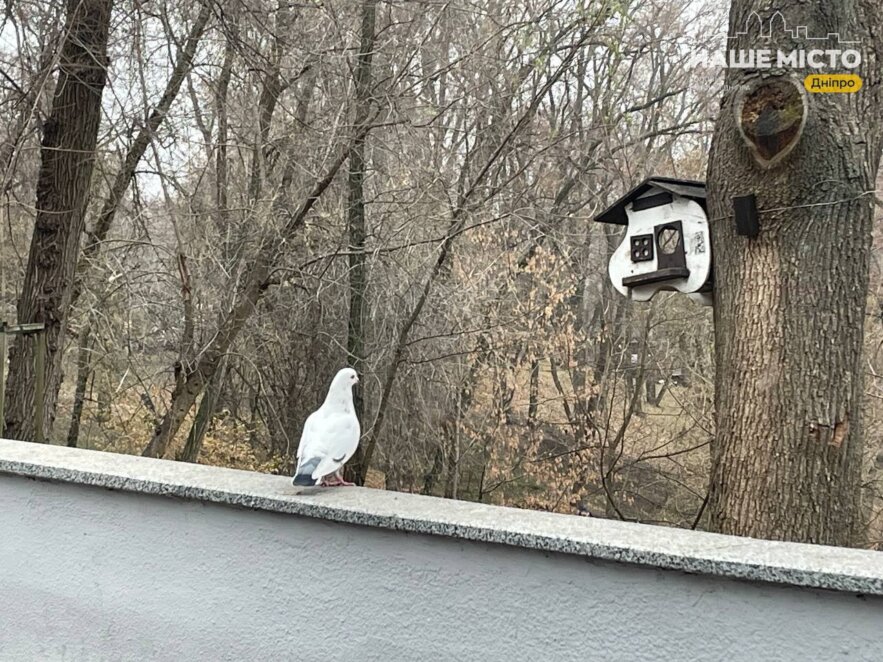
[295,405,360,481]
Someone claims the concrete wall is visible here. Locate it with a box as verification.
[1,473,881,662]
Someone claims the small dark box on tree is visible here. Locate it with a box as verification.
[733,194,759,238]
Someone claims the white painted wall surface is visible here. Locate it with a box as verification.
[1,475,880,661]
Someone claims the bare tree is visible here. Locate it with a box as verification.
[16,0,876,545]
[3,0,113,441]
[65,1,212,448]
[707,1,883,545]
[345,0,378,456]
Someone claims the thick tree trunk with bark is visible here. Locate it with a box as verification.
[708,1,883,545]
[2,0,112,440]
[344,0,377,484]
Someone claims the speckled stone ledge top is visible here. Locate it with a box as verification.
[2,438,882,596]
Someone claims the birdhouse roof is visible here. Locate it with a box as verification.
[594,177,707,225]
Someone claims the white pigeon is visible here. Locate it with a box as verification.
[292,367,361,487]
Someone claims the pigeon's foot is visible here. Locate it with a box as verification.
[320,475,355,487]
[334,470,355,486]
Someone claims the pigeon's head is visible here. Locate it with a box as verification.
[332,367,359,389]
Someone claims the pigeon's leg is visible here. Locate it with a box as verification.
[318,470,355,487]
[319,471,354,487]
[334,469,355,487]
[320,473,346,487]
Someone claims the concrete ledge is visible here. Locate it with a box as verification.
[1,437,881,596]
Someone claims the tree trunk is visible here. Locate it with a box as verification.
[443,418,460,499]
[344,0,377,483]
[65,322,93,447]
[3,0,112,441]
[527,358,540,427]
[178,357,227,463]
[708,1,883,545]
[422,446,443,496]
[215,30,234,238]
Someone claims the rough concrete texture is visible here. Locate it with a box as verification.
[1,439,883,596]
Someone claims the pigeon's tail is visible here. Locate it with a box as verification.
[292,457,321,486]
